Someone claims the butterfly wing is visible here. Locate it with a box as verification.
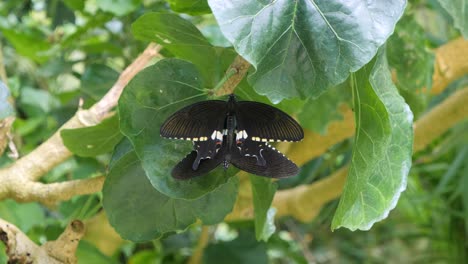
[230,141,299,178]
[172,143,225,180]
[236,101,303,142]
[160,100,227,141]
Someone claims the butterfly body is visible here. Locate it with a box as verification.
[160,94,303,179]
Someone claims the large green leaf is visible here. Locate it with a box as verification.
[438,0,468,38]
[0,81,14,120]
[208,0,406,103]
[103,140,239,242]
[61,115,123,157]
[332,50,413,230]
[250,176,277,242]
[132,13,236,87]
[166,0,211,15]
[118,58,236,199]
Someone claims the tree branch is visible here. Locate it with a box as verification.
[0,43,161,204]
[0,218,85,263]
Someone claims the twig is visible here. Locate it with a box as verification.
[0,43,161,204]
[0,218,85,263]
[187,226,210,264]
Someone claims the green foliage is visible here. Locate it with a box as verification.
[167,0,211,15]
[208,0,406,103]
[0,0,466,262]
[438,0,468,38]
[61,115,123,157]
[298,82,351,134]
[132,12,236,87]
[118,59,237,199]
[204,230,269,264]
[250,176,277,241]
[332,50,413,230]
[103,140,238,242]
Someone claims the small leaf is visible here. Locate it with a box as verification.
[61,115,123,157]
[298,82,351,134]
[209,0,406,103]
[132,12,236,87]
[118,58,236,199]
[250,176,277,241]
[331,49,413,231]
[0,81,14,120]
[0,200,45,232]
[0,28,51,63]
[96,0,141,16]
[103,140,238,242]
[438,0,468,38]
[166,0,211,15]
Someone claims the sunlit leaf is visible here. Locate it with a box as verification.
[118,58,236,199]
[209,0,406,103]
[332,50,413,230]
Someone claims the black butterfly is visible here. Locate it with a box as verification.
[160,94,304,179]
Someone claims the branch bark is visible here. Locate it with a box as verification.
[0,43,161,204]
[0,218,85,264]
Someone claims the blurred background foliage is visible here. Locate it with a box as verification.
[0,0,467,263]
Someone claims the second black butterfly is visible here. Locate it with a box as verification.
[160,94,304,179]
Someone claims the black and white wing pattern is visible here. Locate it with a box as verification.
[231,141,298,178]
[172,146,225,179]
[236,101,303,143]
[160,100,226,141]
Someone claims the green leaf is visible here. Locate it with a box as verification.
[204,230,268,264]
[298,82,351,134]
[166,0,211,15]
[119,58,237,199]
[0,28,51,63]
[438,0,468,38]
[0,81,14,120]
[208,0,406,103]
[250,176,277,241]
[132,12,236,87]
[103,141,239,242]
[331,50,413,231]
[387,15,434,92]
[0,200,45,232]
[96,0,141,16]
[81,64,119,100]
[63,0,85,11]
[61,115,123,157]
